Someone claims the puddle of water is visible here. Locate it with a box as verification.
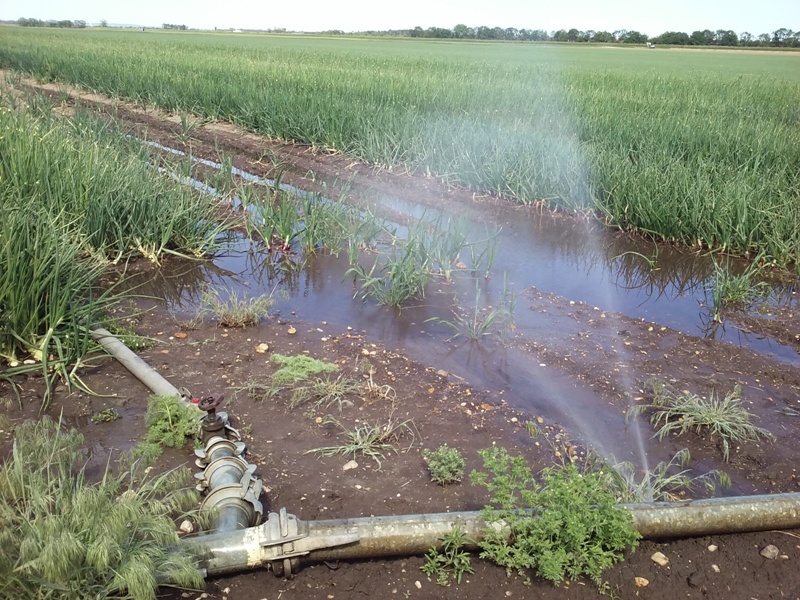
[130,141,798,482]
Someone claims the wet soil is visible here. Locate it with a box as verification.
[2,75,800,600]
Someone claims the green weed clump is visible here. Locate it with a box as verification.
[421,526,475,586]
[628,381,775,461]
[198,287,274,328]
[0,417,204,599]
[422,445,466,485]
[271,353,338,385]
[135,394,201,462]
[470,447,639,588]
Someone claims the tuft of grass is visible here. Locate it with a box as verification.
[607,449,731,502]
[271,353,338,385]
[305,415,416,468]
[628,381,775,461]
[0,416,204,599]
[422,445,466,486]
[421,525,475,586]
[135,395,201,462]
[199,287,274,328]
[704,257,768,322]
[289,374,361,413]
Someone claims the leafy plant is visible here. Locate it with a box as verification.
[421,526,475,586]
[0,417,204,599]
[135,394,201,461]
[271,353,338,385]
[423,445,466,485]
[305,415,416,468]
[704,257,768,322]
[427,275,515,342]
[628,381,775,461]
[470,447,639,587]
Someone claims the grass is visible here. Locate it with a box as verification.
[0,29,797,267]
[198,286,275,328]
[305,414,416,468]
[0,416,204,599]
[422,445,466,486]
[271,353,339,384]
[427,276,516,342]
[628,381,776,461]
[704,256,769,322]
[289,373,361,413]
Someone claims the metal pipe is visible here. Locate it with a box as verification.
[90,327,184,401]
[183,492,800,578]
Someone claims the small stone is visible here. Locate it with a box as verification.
[287,326,297,335]
[23,358,36,365]
[179,520,194,534]
[181,593,191,598]
[536,417,544,423]
[436,369,448,377]
[255,343,269,353]
[174,331,188,339]
[343,460,358,471]
[708,544,718,552]
[634,577,649,587]
[510,417,518,423]
[414,581,422,589]
[651,551,669,566]
[712,564,720,573]
[760,544,780,559]
[222,588,230,594]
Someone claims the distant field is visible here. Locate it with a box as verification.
[1,27,798,266]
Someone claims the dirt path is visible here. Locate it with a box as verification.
[2,74,800,600]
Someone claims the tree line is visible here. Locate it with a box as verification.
[358,25,800,48]
[17,18,87,28]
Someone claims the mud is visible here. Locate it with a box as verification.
[2,74,800,600]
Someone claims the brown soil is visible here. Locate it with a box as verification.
[2,75,800,600]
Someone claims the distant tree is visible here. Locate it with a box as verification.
[74,20,86,28]
[771,28,792,46]
[452,23,472,38]
[757,33,771,45]
[475,25,492,39]
[504,27,519,40]
[552,29,569,42]
[410,26,424,37]
[654,31,690,45]
[622,30,649,44]
[739,31,753,45]
[567,28,580,41]
[714,29,738,46]
[100,19,108,27]
[689,29,715,45]
[592,30,614,43]
[527,29,549,41]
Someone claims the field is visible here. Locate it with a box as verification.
[0,27,799,267]
[1,28,800,600]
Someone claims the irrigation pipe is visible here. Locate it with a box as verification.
[184,492,800,578]
[90,327,186,402]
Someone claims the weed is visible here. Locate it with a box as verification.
[607,449,731,502]
[290,374,360,413]
[628,381,775,461]
[306,415,416,468]
[428,276,515,342]
[421,525,475,586]
[243,379,282,403]
[422,445,466,485]
[199,287,274,328]
[271,354,338,385]
[92,407,122,423]
[135,395,201,462]
[704,257,768,322]
[470,446,639,588]
[0,417,204,598]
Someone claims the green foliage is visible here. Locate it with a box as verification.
[470,447,639,587]
[135,395,201,461]
[0,417,204,599]
[1,30,798,266]
[421,526,475,586]
[289,374,361,413]
[704,257,768,322]
[628,381,775,461]
[271,353,338,385]
[422,445,466,485]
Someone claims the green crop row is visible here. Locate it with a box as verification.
[0,94,229,401]
[0,28,798,267]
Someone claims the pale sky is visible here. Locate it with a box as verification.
[1,0,797,36]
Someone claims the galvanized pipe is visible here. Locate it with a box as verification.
[90,327,185,401]
[183,492,800,578]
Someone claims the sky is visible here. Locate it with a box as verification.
[1,0,797,36]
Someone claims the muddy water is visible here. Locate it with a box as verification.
[124,147,798,471]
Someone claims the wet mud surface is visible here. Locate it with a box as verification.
[2,75,800,599]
